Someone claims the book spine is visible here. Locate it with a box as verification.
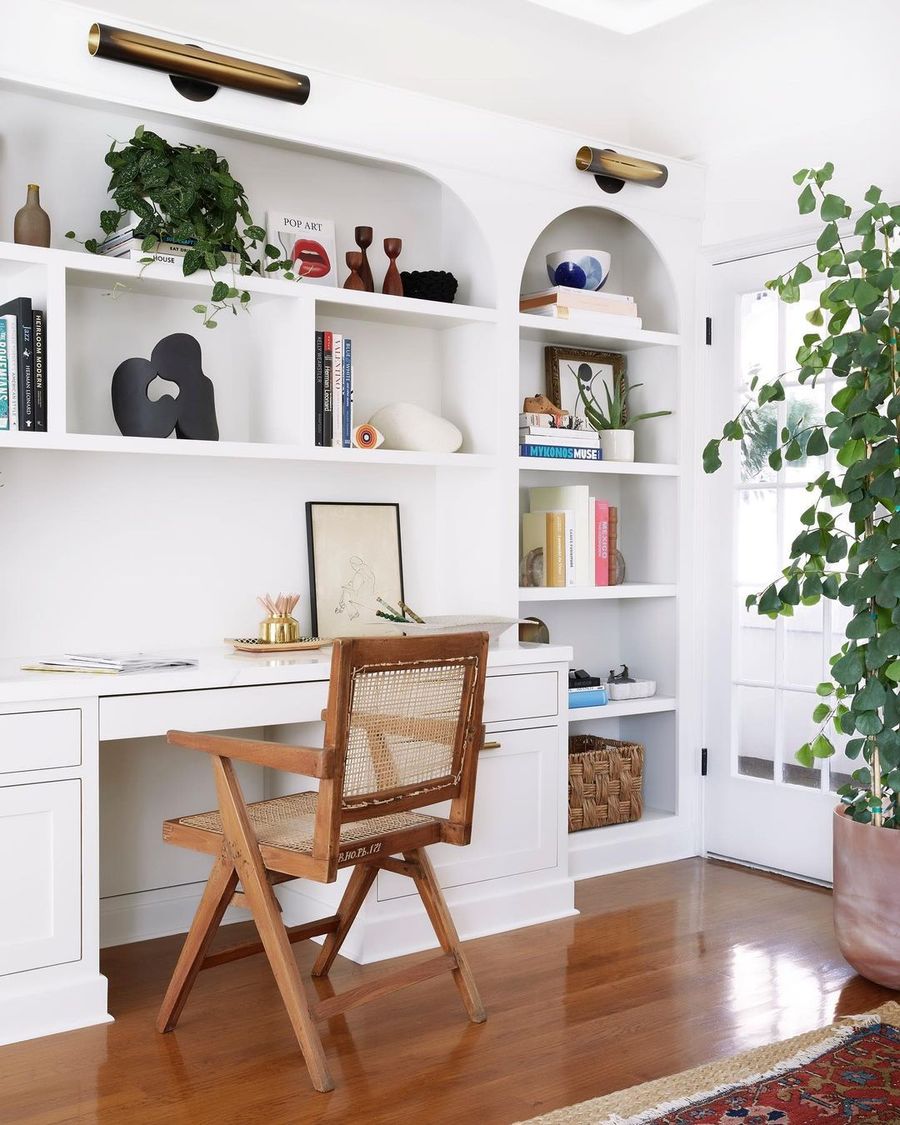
[322,331,333,446]
[4,316,18,431]
[519,431,600,446]
[609,506,619,584]
[594,500,610,586]
[519,412,557,427]
[342,338,352,448]
[519,444,603,461]
[564,514,576,586]
[19,314,34,431]
[314,331,324,446]
[331,334,343,449]
[32,309,46,432]
[545,512,567,588]
[569,688,609,709]
[0,318,8,430]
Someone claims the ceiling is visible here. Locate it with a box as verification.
[524,0,721,33]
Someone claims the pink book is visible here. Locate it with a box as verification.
[594,500,610,586]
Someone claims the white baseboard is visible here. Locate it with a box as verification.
[0,968,111,1047]
[100,882,246,948]
[568,818,698,881]
[99,870,577,966]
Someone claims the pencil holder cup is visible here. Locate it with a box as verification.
[258,615,301,644]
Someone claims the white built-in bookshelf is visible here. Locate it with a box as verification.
[0,53,702,881]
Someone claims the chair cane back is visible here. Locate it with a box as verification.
[156,632,489,1092]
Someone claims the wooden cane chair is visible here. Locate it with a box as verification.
[156,632,489,1092]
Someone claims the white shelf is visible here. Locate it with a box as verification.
[518,313,680,351]
[2,242,498,328]
[568,807,677,848]
[568,696,677,721]
[518,457,679,476]
[0,431,498,467]
[518,584,677,601]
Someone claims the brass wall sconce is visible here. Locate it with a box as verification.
[575,147,668,194]
[87,23,310,105]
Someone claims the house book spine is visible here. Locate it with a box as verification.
[0,317,8,430]
[322,331,333,446]
[331,334,343,448]
[314,331,325,446]
[2,315,18,431]
[0,298,33,431]
[32,309,46,432]
[342,337,352,448]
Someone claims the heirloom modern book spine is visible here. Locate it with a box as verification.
[314,330,325,446]
[32,309,46,432]
[0,298,33,431]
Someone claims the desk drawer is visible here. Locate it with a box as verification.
[100,681,329,741]
[0,710,81,775]
[483,671,558,725]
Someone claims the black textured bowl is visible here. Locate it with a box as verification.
[400,270,459,302]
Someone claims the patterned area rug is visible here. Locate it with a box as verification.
[520,1002,900,1124]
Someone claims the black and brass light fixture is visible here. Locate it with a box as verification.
[87,23,310,105]
[575,147,668,194]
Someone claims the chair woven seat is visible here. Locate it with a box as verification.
[177,792,438,855]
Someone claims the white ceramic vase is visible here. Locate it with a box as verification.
[598,429,634,462]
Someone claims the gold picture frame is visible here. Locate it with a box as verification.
[544,346,627,429]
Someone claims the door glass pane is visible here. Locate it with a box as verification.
[736,587,775,682]
[740,394,777,483]
[782,691,820,789]
[740,290,778,386]
[738,489,777,586]
[737,685,775,780]
[784,599,823,688]
[783,382,828,484]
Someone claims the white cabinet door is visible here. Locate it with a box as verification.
[0,781,81,976]
[377,724,559,900]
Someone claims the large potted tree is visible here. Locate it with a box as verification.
[703,164,900,989]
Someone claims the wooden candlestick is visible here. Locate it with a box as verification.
[354,226,374,292]
[344,251,366,291]
[382,238,404,296]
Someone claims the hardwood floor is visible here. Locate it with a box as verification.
[1,858,895,1124]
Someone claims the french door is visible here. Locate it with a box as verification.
[702,247,854,883]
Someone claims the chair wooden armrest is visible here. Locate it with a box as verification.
[167,730,334,777]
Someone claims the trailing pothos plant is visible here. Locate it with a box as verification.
[67,126,294,327]
[703,163,900,830]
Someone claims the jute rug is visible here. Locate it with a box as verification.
[519,1001,900,1123]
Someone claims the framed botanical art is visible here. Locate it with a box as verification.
[305,502,405,637]
[544,346,627,430]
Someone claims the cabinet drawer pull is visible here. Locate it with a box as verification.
[482,740,502,750]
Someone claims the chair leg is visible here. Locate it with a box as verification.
[311,864,378,978]
[404,848,486,1023]
[212,756,334,1092]
[156,846,239,1033]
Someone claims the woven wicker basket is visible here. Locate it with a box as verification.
[567,735,644,831]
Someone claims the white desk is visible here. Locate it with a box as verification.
[0,643,574,1047]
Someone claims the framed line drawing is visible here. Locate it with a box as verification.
[544,345,627,430]
[305,501,405,638]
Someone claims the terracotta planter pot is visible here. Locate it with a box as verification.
[833,804,900,989]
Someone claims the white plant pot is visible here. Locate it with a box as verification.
[598,429,634,462]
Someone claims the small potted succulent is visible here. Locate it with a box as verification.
[572,362,671,461]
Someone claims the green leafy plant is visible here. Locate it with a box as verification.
[66,126,293,327]
[703,163,900,830]
[570,362,671,430]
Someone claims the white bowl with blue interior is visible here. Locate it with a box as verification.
[545,248,611,291]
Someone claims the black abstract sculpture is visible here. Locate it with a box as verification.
[399,270,458,303]
[111,333,219,440]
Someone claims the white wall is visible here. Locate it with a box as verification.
[61,0,900,246]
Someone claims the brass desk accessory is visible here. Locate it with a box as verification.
[257,592,301,645]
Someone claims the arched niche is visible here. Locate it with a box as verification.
[519,206,677,333]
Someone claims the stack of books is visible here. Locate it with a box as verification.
[314,330,354,447]
[0,296,46,432]
[520,485,618,589]
[519,410,602,461]
[97,215,239,267]
[519,286,642,330]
